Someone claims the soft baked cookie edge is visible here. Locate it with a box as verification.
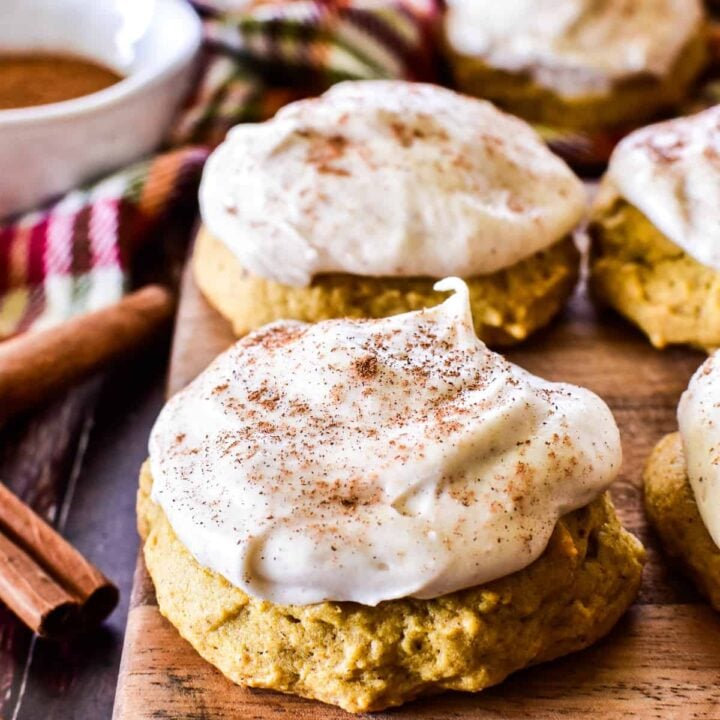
[193,225,580,346]
[137,461,644,713]
[589,197,720,352]
[644,432,720,610]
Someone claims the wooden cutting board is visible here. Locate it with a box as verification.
[113,260,720,719]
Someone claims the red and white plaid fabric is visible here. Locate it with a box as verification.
[0,0,441,340]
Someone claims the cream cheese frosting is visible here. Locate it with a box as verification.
[678,352,720,550]
[445,0,703,98]
[149,278,622,606]
[199,80,585,287]
[601,106,720,271]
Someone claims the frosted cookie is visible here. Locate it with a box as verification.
[644,353,720,609]
[443,0,707,132]
[195,80,585,345]
[139,279,644,713]
[590,106,720,351]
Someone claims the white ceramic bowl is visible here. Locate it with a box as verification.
[0,0,202,219]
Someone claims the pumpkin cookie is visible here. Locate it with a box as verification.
[197,80,585,344]
[141,281,644,712]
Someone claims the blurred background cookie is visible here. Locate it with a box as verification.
[442,0,708,134]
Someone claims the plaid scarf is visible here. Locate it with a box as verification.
[1,0,718,339]
[0,0,441,339]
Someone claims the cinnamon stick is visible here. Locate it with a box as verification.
[0,530,80,638]
[0,284,175,426]
[0,482,118,638]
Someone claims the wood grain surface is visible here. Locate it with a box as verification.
[0,342,171,720]
[114,263,720,719]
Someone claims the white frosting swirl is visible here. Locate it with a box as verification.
[602,106,720,271]
[678,352,720,550]
[199,81,585,287]
[149,279,621,606]
[445,0,703,97]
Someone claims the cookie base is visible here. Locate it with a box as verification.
[644,432,720,610]
[193,226,580,346]
[589,197,720,352]
[138,463,644,713]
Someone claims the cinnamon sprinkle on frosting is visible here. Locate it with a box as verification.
[200,81,585,287]
[149,278,621,606]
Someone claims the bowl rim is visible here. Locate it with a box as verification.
[0,0,203,127]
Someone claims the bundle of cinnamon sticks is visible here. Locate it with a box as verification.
[0,483,118,639]
[0,285,176,638]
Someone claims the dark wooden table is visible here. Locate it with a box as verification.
[0,334,171,720]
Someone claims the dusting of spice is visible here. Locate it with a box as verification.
[199,80,586,288]
[0,53,122,110]
[149,278,621,606]
[353,355,379,380]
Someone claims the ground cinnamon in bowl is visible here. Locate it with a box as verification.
[0,53,122,110]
